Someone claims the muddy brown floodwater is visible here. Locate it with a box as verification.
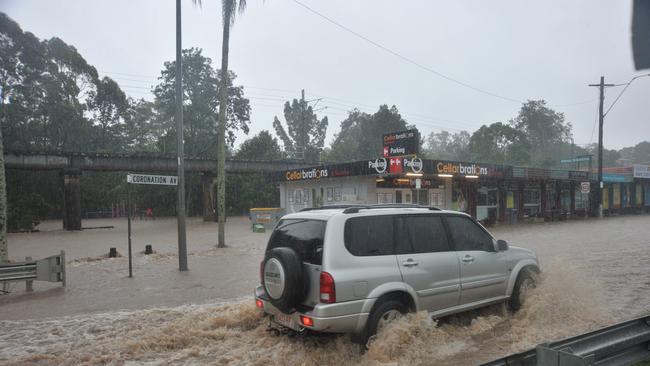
[1,215,649,365]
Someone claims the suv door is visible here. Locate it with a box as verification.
[444,215,509,305]
[395,215,461,312]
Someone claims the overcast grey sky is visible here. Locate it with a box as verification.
[2,0,648,150]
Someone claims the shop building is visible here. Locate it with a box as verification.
[278,157,615,225]
[601,164,650,214]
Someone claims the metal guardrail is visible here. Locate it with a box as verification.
[481,315,650,366]
[0,251,66,290]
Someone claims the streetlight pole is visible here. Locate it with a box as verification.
[589,77,613,218]
[176,0,188,271]
[589,73,650,218]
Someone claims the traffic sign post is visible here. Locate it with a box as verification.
[125,173,180,277]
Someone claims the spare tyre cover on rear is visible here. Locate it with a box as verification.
[262,247,308,312]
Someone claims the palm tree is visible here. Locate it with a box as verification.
[0,95,7,262]
[194,0,247,248]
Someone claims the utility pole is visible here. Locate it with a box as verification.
[589,76,614,219]
[175,0,188,271]
[300,89,306,160]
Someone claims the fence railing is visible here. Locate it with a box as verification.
[481,315,650,366]
[0,251,66,292]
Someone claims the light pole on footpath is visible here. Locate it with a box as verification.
[176,0,188,271]
[589,73,650,218]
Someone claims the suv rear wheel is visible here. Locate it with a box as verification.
[355,299,409,346]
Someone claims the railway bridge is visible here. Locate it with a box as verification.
[4,150,305,230]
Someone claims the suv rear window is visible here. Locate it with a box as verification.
[267,219,326,265]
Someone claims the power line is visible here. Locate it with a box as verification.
[603,73,650,117]
[292,0,524,104]
[588,99,599,146]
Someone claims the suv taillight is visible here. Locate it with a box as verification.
[320,272,336,303]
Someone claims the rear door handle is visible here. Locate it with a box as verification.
[462,255,474,263]
[402,259,419,267]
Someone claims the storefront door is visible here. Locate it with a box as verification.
[430,188,445,209]
[395,189,412,204]
[412,189,429,205]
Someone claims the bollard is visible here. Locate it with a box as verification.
[25,256,33,292]
[109,247,118,258]
[145,245,153,255]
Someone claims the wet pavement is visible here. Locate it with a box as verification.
[1,214,649,365]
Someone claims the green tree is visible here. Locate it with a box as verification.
[236,130,282,160]
[327,105,412,162]
[226,130,283,215]
[619,141,650,164]
[273,92,328,163]
[88,77,128,150]
[124,98,159,152]
[510,100,572,166]
[153,48,250,157]
[422,130,471,161]
[468,122,531,165]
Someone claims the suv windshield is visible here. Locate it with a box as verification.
[267,219,326,265]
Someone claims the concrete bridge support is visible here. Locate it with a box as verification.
[62,170,82,230]
[202,173,217,222]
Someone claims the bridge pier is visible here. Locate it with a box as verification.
[202,173,217,222]
[62,170,82,230]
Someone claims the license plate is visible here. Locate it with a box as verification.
[273,313,297,330]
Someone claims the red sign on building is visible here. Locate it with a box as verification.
[389,157,403,173]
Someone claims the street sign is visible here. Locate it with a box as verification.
[580,182,590,194]
[127,173,178,186]
[124,173,179,278]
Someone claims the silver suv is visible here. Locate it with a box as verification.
[254,205,540,344]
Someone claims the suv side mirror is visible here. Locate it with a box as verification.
[497,239,509,251]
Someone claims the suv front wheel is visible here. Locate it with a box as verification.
[509,269,537,311]
[355,299,409,346]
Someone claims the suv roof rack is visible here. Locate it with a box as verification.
[299,204,441,214]
[299,204,365,212]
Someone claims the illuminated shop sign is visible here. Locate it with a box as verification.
[404,157,423,173]
[436,162,488,176]
[633,164,650,179]
[382,129,419,157]
[369,158,387,173]
[286,168,329,181]
[369,157,423,174]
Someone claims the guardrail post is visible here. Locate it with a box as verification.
[25,256,33,292]
[60,250,66,287]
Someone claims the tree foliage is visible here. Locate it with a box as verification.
[153,48,250,157]
[235,130,282,160]
[273,94,328,163]
[510,100,572,167]
[327,105,412,162]
[467,122,530,165]
[0,14,256,230]
[422,130,471,161]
